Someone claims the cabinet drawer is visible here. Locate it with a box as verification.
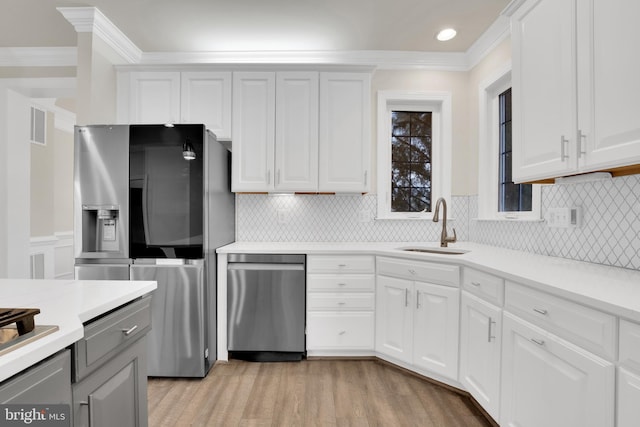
[307,274,374,292]
[462,267,504,306]
[308,293,375,311]
[505,282,616,360]
[307,255,375,274]
[376,257,459,287]
[620,320,640,370]
[306,312,374,349]
[74,296,152,381]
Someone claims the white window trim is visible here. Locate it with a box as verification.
[376,90,452,220]
[477,63,542,221]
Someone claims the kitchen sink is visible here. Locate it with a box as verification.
[398,246,470,255]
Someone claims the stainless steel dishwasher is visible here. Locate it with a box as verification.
[227,254,306,361]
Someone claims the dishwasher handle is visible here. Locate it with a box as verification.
[227,263,305,271]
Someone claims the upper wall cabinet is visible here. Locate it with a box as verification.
[508,0,640,182]
[319,72,371,193]
[232,71,319,192]
[117,70,232,140]
[232,71,371,193]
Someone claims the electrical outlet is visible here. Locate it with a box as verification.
[546,207,582,228]
[277,209,289,224]
[359,209,372,223]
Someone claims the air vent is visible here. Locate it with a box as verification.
[30,106,46,145]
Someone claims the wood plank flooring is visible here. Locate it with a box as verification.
[148,359,493,427]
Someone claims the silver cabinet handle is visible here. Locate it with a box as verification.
[337,302,346,306]
[364,171,368,186]
[339,330,346,335]
[577,129,586,158]
[338,264,347,268]
[266,170,271,185]
[531,338,545,346]
[416,291,422,309]
[80,395,95,425]
[533,308,548,315]
[338,283,346,287]
[488,318,496,342]
[408,269,416,275]
[470,281,481,287]
[121,325,138,336]
[405,288,409,307]
[560,135,569,161]
[276,169,281,185]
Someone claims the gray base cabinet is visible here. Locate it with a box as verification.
[72,337,148,427]
[0,349,72,405]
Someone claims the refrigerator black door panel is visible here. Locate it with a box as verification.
[129,124,205,259]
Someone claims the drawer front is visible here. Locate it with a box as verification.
[620,320,640,370]
[307,312,374,349]
[505,282,616,360]
[462,267,504,306]
[307,274,374,292]
[307,255,375,274]
[74,296,152,380]
[376,256,459,287]
[307,293,375,311]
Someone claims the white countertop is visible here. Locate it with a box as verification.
[218,241,640,322]
[0,279,156,383]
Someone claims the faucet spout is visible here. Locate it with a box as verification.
[433,197,457,247]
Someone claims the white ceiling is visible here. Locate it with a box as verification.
[0,0,510,53]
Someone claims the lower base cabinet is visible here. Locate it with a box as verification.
[459,292,501,421]
[500,312,614,427]
[72,337,148,427]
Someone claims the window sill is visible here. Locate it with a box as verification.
[473,217,543,223]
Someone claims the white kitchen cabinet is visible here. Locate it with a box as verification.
[319,72,371,192]
[181,71,232,139]
[375,257,460,381]
[459,291,502,421]
[413,281,459,379]
[126,71,181,124]
[306,255,375,355]
[117,70,233,139]
[508,0,640,182]
[500,312,614,427]
[617,319,640,427]
[232,71,319,192]
[232,72,276,192]
[376,274,414,363]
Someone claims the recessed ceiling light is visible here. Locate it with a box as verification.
[436,28,457,42]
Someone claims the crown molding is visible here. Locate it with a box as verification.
[0,47,76,67]
[501,0,528,17]
[6,9,511,71]
[57,6,142,63]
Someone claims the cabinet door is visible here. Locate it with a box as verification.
[275,72,319,192]
[375,275,413,363]
[500,313,614,427]
[511,0,577,182]
[318,72,371,192]
[413,281,459,380]
[459,292,502,421]
[73,337,148,427]
[617,367,640,427]
[577,0,640,171]
[232,72,276,192]
[181,71,232,140]
[128,72,180,124]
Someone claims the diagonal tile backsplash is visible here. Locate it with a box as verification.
[236,174,640,270]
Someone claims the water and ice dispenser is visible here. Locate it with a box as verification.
[81,205,122,255]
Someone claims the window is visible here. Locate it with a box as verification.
[478,65,540,220]
[498,88,532,212]
[377,91,452,219]
[391,111,432,212]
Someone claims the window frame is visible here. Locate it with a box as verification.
[477,64,541,221]
[377,91,452,220]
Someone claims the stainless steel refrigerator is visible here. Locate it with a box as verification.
[73,124,235,377]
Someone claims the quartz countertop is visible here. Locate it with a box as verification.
[0,279,156,383]
[218,241,640,322]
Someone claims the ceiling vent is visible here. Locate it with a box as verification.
[30,106,46,145]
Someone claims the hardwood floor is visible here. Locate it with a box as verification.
[148,359,492,426]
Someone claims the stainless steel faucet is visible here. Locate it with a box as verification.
[432,197,457,247]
